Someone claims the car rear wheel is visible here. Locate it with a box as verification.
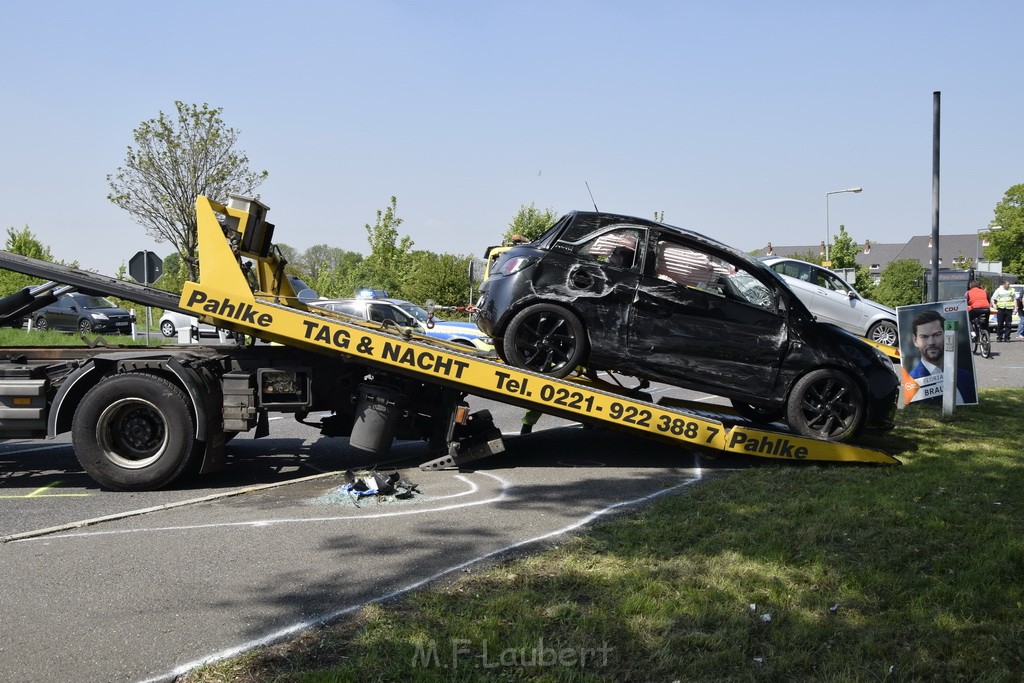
[502,303,587,378]
[34,315,48,332]
[786,368,865,442]
[160,320,176,337]
[868,320,898,347]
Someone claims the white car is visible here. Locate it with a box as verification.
[158,310,223,338]
[761,257,898,346]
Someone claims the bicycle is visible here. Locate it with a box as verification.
[971,312,991,358]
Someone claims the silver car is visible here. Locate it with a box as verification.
[761,257,898,346]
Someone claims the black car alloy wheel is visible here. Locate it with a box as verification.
[502,303,586,378]
[786,368,865,442]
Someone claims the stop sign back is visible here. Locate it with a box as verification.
[129,250,163,285]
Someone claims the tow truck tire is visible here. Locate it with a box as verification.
[72,373,201,491]
[502,303,586,378]
[785,368,865,442]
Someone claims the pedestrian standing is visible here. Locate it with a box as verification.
[1016,286,1024,339]
[991,279,1015,342]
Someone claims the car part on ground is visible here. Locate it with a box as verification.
[475,211,899,441]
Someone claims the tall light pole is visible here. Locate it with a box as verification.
[976,225,1002,269]
[825,187,863,263]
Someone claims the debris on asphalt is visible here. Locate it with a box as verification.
[337,469,420,504]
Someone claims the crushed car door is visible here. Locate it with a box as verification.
[627,235,788,395]
[546,220,646,357]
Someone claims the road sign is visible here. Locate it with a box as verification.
[129,251,163,285]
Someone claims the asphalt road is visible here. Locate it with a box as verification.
[1,341,1021,683]
[0,388,738,683]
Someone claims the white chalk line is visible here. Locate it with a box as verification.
[11,473,491,542]
[136,466,702,683]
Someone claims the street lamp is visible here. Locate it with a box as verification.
[825,187,863,262]
[976,225,1002,268]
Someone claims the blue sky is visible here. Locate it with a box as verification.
[2,1,1021,277]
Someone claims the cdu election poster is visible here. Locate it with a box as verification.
[896,300,978,405]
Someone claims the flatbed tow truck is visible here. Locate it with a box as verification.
[0,195,898,490]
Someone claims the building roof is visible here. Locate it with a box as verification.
[753,233,998,275]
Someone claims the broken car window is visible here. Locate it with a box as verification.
[578,228,642,271]
[655,239,773,310]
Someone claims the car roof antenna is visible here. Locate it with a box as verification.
[585,181,599,212]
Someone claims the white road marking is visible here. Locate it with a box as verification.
[136,466,703,683]
[10,474,492,542]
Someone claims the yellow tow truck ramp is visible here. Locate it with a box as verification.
[184,194,898,467]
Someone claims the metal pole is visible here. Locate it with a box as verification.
[824,188,861,265]
[825,195,830,263]
[942,318,956,416]
[144,251,152,345]
[929,91,941,302]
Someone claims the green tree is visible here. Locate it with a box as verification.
[404,251,474,309]
[988,183,1024,275]
[873,259,925,308]
[316,251,364,298]
[787,249,824,266]
[828,225,876,297]
[503,203,558,243]
[357,196,413,297]
[152,251,188,294]
[107,101,268,281]
[274,243,302,274]
[828,225,859,269]
[289,244,362,297]
[0,226,53,294]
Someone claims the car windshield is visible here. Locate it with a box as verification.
[75,295,116,309]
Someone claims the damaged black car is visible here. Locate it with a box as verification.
[474,211,898,442]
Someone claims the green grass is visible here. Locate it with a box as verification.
[189,390,1024,681]
[0,327,171,346]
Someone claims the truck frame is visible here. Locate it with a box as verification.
[0,195,897,491]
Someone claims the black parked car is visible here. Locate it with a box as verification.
[33,293,134,335]
[475,211,898,441]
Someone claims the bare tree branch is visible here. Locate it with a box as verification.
[107,102,268,281]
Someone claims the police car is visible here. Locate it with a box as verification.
[311,291,493,353]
